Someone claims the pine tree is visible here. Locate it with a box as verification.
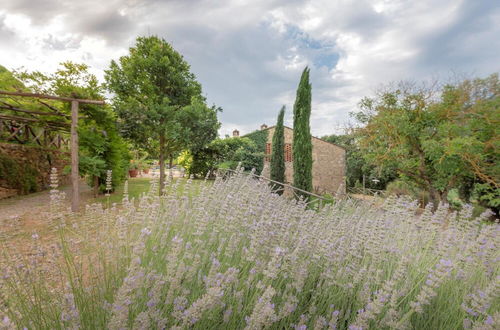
[270,106,286,194]
[292,67,313,198]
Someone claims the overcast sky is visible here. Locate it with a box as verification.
[1,0,499,136]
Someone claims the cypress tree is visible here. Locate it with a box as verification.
[292,67,313,198]
[270,106,286,194]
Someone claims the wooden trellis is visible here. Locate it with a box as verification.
[0,118,70,149]
[0,90,105,212]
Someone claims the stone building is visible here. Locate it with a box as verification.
[260,125,346,195]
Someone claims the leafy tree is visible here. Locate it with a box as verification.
[188,137,263,177]
[211,137,262,171]
[292,67,313,197]
[270,106,285,194]
[0,65,26,91]
[0,65,65,131]
[176,98,221,156]
[15,62,130,195]
[189,146,220,178]
[243,129,268,174]
[105,36,217,193]
[355,74,499,211]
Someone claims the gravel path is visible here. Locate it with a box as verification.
[0,180,92,224]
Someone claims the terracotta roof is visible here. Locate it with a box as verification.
[245,125,346,151]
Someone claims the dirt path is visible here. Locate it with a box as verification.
[0,180,93,231]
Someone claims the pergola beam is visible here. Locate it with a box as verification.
[0,90,105,105]
[0,105,69,117]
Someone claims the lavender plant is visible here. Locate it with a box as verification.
[0,168,498,329]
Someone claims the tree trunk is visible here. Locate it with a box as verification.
[169,154,174,179]
[429,187,441,211]
[159,132,165,196]
[93,175,99,198]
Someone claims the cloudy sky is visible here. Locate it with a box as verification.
[0,0,499,136]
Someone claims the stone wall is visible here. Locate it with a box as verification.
[261,126,346,195]
[0,142,70,199]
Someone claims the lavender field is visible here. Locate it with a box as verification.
[1,169,498,329]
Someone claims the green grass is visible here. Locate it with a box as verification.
[93,177,211,206]
[94,177,152,205]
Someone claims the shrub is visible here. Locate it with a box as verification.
[1,172,498,329]
[385,179,429,206]
[0,153,39,194]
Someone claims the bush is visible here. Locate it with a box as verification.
[385,179,429,206]
[0,153,39,194]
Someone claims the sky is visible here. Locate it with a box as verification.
[0,0,499,137]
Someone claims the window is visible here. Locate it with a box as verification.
[265,143,271,161]
[285,143,292,162]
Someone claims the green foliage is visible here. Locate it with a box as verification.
[0,65,63,128]
[211,137,263,171]
[270,106,285,194]
[385,179,430,205]
[0,65,26,91]
[244,128,268,174]
[176,150,193,173]
[188,137,264,177]
[355,74,499,211]
[472,183,500,209]
[447,188,463,210]
[189,146,220,177]
[0,153,39,194]
[292,67,313,197]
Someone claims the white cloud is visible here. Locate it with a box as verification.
[0,0,498,137]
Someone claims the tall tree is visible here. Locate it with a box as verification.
[292,67,313,197]
[105,36,208,193]
[270,106,286,194]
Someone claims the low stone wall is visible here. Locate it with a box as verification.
[0,142,70,199]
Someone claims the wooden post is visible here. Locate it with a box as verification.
[71,100,79,212]
[363,174,366,195]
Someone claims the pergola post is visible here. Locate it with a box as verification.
[71,100,79,212]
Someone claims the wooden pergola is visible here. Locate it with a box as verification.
[0,90,105,212]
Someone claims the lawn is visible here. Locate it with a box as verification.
[94,177,209,206]
[95,177,152,205]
